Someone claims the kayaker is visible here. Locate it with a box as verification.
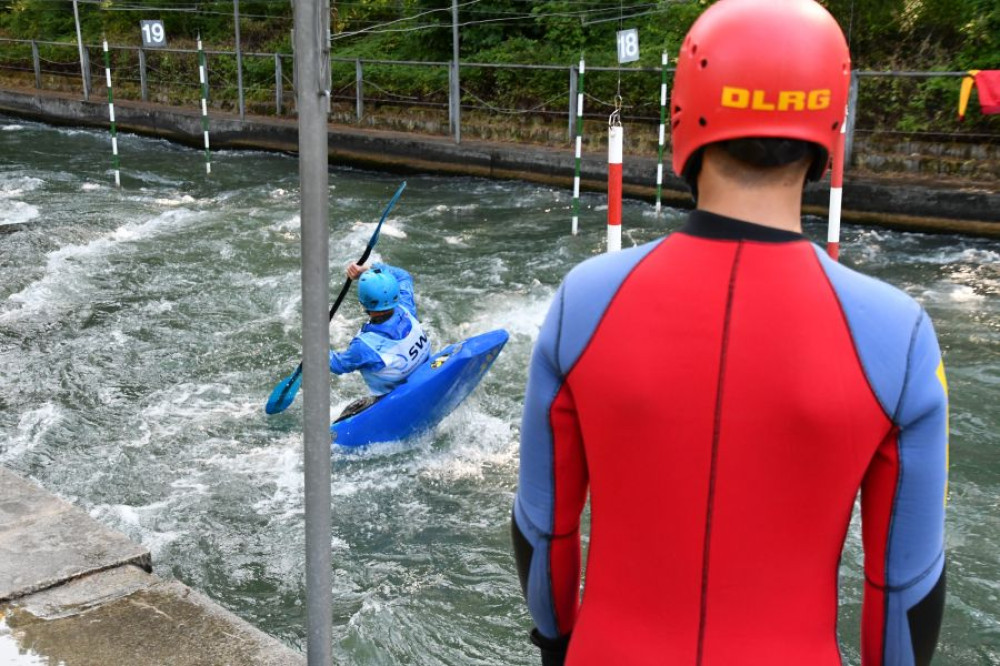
[512,1,948,665]
[330,261,430,418]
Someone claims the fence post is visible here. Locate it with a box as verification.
[138,48,148,102]
[234,0,246,121]
[845,70,859,166]
[355,58,363,122]
[568,65,577,142]
[275,53,283,114]
[72,0,90,100]
[31,41,41,89]
[81,48,92,100]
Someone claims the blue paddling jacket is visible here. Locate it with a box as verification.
[329,263,430,395]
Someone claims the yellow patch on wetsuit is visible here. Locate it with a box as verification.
[937,361,949,507]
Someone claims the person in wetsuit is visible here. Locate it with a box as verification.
[512,1,948,664]
[330,262,430,418]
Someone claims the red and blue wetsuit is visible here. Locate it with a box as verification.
[513,211,948,665]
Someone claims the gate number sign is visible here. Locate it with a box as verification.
[617,28,639,64]
[140,20,167,48]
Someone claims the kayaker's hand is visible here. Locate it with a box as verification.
[530,629,570,666]
[346,262,369,280]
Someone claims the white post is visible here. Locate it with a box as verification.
[198,37,212,175]
[655,50,668,216]
[826,104,848,261]
[607,124,623,253]
[234,0,246,121]
[103,40,120,188]
[73,0,90,100]
[571,58,585,235]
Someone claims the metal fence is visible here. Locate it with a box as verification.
[1,36,997,170]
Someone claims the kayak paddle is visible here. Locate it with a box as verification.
[265,181,408,415]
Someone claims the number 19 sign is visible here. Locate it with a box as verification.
[617,28,639,64]
[140,20,167,48]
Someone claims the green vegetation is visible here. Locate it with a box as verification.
[1,0,998,133]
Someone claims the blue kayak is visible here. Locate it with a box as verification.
[331,329,509,448]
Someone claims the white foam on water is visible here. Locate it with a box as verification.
[463,289,554,339]
[0,175,44,197]
[89,499,181,559]
[444,235,468,247]
[152,194,196,207]
[417,403,516,482]
[0,201,39,226]
[1,403,61,461]
[1,124,25,131]
[80,182,103,192]
[1,208,201,322]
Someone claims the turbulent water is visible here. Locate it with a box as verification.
[1,116,998,665]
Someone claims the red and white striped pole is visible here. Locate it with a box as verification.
[607,121,623,253]
[826,105,848,260]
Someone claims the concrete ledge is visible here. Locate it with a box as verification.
[1,566,303,666]
[0,469,303,664]
[0,470,150,602]
[0,87,998,237]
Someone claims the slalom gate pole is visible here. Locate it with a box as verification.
[826,105,848,260]
[655,50,668,216]
[102,39,120,188]
[571,58,585,235]
[608,117,623,253]
[197,37,212,175]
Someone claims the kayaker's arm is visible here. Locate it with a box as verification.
[860,311,948,666]
[513,284,586,664]
[329,338,384,375]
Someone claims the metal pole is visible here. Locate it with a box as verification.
[356,58,363,122]
[198,37,212,175]
[102,40,120,187]
[451,0,460,143]
[138,48,148,102]
[72,0,90,100]
[845,70,859,166]
[567,65,577,142]
[656,51,669,216]
[234,0,246,121]
[292,0,332,663]
[31,41,41,89]
[275,53,283,113]
[571,58,585,235]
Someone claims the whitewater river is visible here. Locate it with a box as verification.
[1,117,998,664]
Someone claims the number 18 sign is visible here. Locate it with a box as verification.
[617,28,639,64]
[140,20,167,48]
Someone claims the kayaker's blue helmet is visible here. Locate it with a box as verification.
[358,268,400,312]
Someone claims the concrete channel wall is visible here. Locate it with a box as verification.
[1,87,998,239]
[0,468,304,665]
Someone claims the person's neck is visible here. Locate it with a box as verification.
[695,148,807,233]
[368,310,394,325]
[696,186,803,233]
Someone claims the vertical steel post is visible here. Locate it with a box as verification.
[72,0,90,100]
[567,65,577,142]
[275,53,283,113]
[138,48,148,102]
[293,0,332,663]
[31,41,41,89]
[451,0,460,143]
[571,58,585,235]
[355,58,363,122]
[655,50,668,216]
[198,37,212,175]
[234,0,246,121]
[102,40,120,187]
[845,70,859,166]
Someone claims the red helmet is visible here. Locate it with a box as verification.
[670,0,851,181]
